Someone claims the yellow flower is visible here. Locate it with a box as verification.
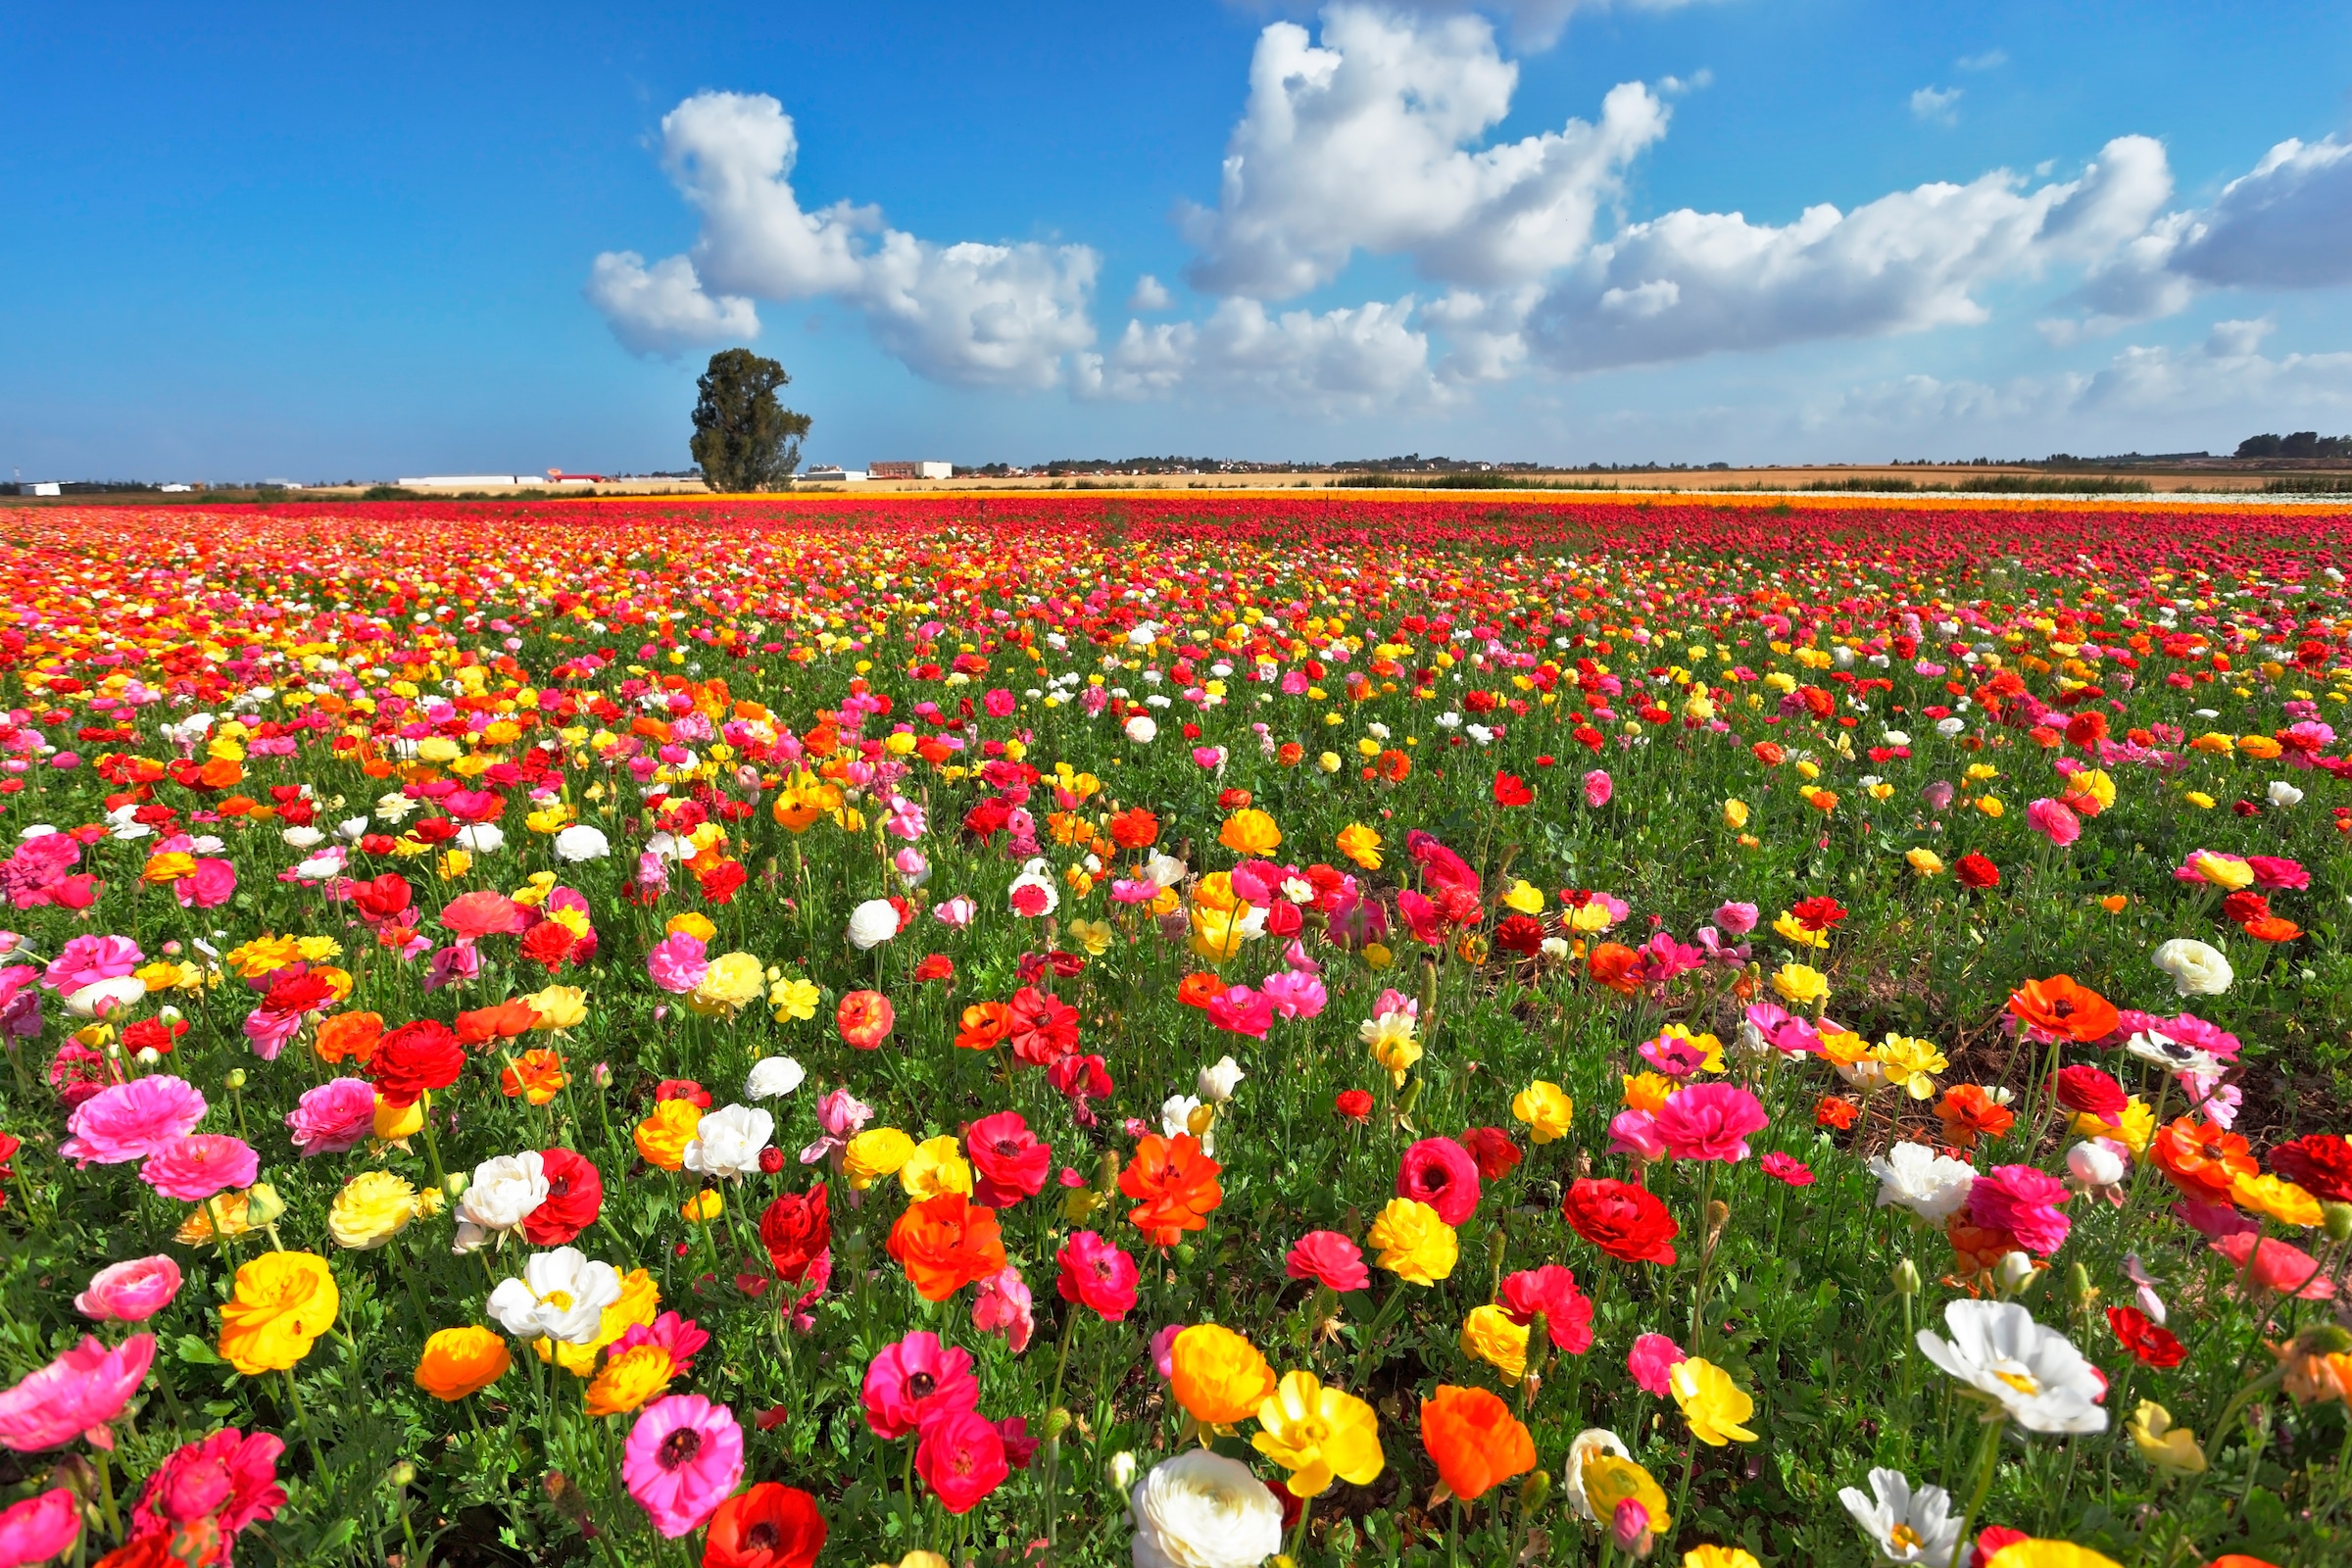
[1336,823,1383,870]
[1873,1035,1948,1100]
[1984,1543,2126,1568]
[1500,879,1544,915]
[898,1135,975,1201]
[584,1344,675,1417]
[2065,769,2117,811]
[633,1100,704,1171]
[1582,1455,1670,1544]
[1459,1305,1531,1383]
[1721,799,1749,830]
[686,952,765,1017]
[1510,1081,1574,1144]
[1770,963,1829,1006]
[1168,1324,1278,1426]
[1622,1072,1677,1114]
[2184,849,2254,890]
[843,1128,917,1191]
[525,984,588,1031]
[2127,1401,2205,1475]
[680,1189,724,1221]
[1669,1357,1757,1445]
[1360,1012,1421,1087]
[1365,1199,1457,1286]
[1772,911,1830,950]
[176,1191,259,1247]
[328,1170,433,1250]
[1566,903,1615,935]
[218,1251,341,1375]
[1684,1548,1762,1568]
[2232,1172,2323,1228]
[1976,795,2005,819]
[1188,905,1251,962]
[1905,848,1945,878]
[541,1268,659,1376]
[142,851,198,885]
[2071,1096,2155,1155]
[2184,791,2216,809]
[768,975,821,1022]
[1251,1370,1384,1496]
[1218,808,1282,856]
[1065,918,1114,957]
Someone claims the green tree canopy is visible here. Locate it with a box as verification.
[690,349,810,492]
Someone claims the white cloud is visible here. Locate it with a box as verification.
[1078,296,1445,411]
[1128,273,1175,312]
[1522,135,2172,372]
[1909,85,1962,125]
[1955,49,2006,72]
[590,90,1099,387]
[1180,5,1668,298]
[1367,0,1715,51]
[2173,136,2352,289]
[2078,317,2352,416]
[581,252,760,355]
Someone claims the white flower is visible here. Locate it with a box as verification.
[2123,1029,2223,1076]
[65,976,148,1019]
[2065,1141,2128,1190]
[1882,729,1912,748]
[553,824,610,862]
[2269,780,2304,808]
[1129,1449,1284,1568]
[1839,1468,1962,1566]
[1160,1094,1209,1155]
[2152,938,2232,997]
[486,1248,622,1344]
[336,816,370,841]
[1936,717,1966,738]
[1196,1055,1246,1104]
[1144,853,1188,888]
[1124,714,1158,744]
[280,825,323,850]
[846,898,902,951]
[682,1103,774,1181]
[1915,1298,2108,1433]
[456,823,505,854]
[453,1152,550,1253]
[1106,1450,1138,1491]
[1008,866,1059,916]
[1996,1251,2039,1295]
[745,1055,807,1101]
[1561,1429,1632,1521]
[1866,1142,1977,1222]
[374,792,419,822]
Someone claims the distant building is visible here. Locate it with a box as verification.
[801,466,865,482]
[398,475,531,487]
[25,482,60,497]
[160,483,193,493]
[869,461,953,480]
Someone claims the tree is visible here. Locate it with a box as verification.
[2234,433,2282,459]
[690,349,810,492]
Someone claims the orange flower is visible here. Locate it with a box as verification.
[2150,1117,2257,1205]
[1419,1385,1536,1501]
[314,1011,383,1066]
[2242,915,2302,944]
[2005,975,2120,1044]
[1120,1133,1224,1248]
[837,990,895,1050]
[1168,1324,1277,1426]
[1588,943,1643,996]
[501,1048,569,1105]
[954,1002,1010,1052]
[456,998,542,1049]
[1178,973,1229,1010]
[1108,808,1160,851]
[1374,748,1411,783]
[887,1192,1007,1301]
[1936,1085,2016,1152]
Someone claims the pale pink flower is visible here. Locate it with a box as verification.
[286,1078,378,1156]
[60,1076,207,1167]
[971,1265,1036,1354]
[1713,902,1760,936]
[76,1256,184,1323]
[0,1335,155,1451]
[41,934,142,994]
[799,1088,873,1167]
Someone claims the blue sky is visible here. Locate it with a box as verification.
[6,0,2352,480]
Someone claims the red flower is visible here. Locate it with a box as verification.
[521,1149,603,1247]
[2053,1064,2127,1126]
[1954,853,2000,889]
[655,1078,712,1107]
[1492,770,1533,808]
[1561,1177,1679,1265]
[1334,1089,1374,1122]
[2270,1134,2352,1202]
[1496,1264,1594,1352]
[760,1184,832,1284]
[1396,1137,1483,1225]
[1006,986,1080,1067]
[911,955,956,984]
[1054,1230,1139,1321]
[1458,1126,1522,1181]
[2106,1305,2186,1368]
[703,1482,826,1568]
[1789,895,1846,934]
[1492,913,1545,956]
[368,1021,464,1108]
[913,1408,1008,1515]
[965,1110,1051,1209]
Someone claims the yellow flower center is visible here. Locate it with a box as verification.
[1889,1525,1922,1550]
[1993,1368,2040,1397]
[545,1290,574,1311]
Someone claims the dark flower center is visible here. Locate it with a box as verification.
[658,1427,703,1469]
[908,1372,936,1398]
[746,1523,780,1549]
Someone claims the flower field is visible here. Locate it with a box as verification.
[1,491,2350,1568]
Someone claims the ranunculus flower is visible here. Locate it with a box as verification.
[2152,938,2232,998]
[845,898,902,951]
[1965,1165,2073,1257]
[140,1134,260,1202]
[285,1077,377,1157]
[1284,1231,1370,1293]
[1420,1384,1536,1501]
[1056,1230,1140,1321]
[1562,1178,1680,1265]
[966,1109,1051,1208]
[1395,1136,1482,1225]
[1128,1450,1282,1568]
[453,1152,550,1252]
[622,1395,744,1539]
[61,1075,207,1167]
[861,1331,980,1439]
[1496,1264,1594,1353]
[914,1408,1008,1515]
[76,1255,183,1323]
[1652,1083,1769,1162]
[0,1488,80,1565]
[0,1334,156,1450]
[1627,1332,1687,1396]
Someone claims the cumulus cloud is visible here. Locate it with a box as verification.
[1909,86,1963,125]
[589,90,1099,387]
[1521,135,2172,372]
[2078,316,2352,416]
[1128,273,1174,312]
[1361,0,1715,51]
[1181,6,1668,299]
[2172,137,2352,289]
[1077,296,1445,411]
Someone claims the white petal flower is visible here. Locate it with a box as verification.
[1561,1428,1632,1522]
[1129,1449,1283,1568]
[2152,938,2232,997]
[846,898,901,951]
[1196,1055,1246,1104]
[485,1248,622,1344]
[682,1103,774,1181]
[745,1055,807,1101]
[453,1152,550,1253]
[456,823,505,854]
[1124,715,1158,744]
[1838,1467,1962,1566]
[1866,1142,1977,1222]
[553,824,610,862]
[1915,1298,2108,1433]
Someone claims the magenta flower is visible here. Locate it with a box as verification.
[860,1332,980,1440]
[1965,1164,2073,1257]
[421,939,481,993]
[0,1334,155,1451]
[41,933,142,995]
[1653,1083,1769,1163]
[76,1256,184,1323]
[1152,1323,1185,1380]
[644,932,710,996]
[1627,1333,1687,1396]
[1204,985,1275,1039]
[286,1077,378,1157]
[1583,768,1613,808]
[139,1135,260,1202]
[1396,1136,1482,1225]
[2025,798,2082,847]
[173,858,237,908]
[971,1265,1036,1353]
[1760,1152,1815,1186]
[622,1395,744,1539]
[60,1076,207,1167]
[916,1407,1009,1515]
[1606,1109,1667,1162]
[0,1489,79,1565]
[1257,970,1328,1020]
[130,1427,285,1541]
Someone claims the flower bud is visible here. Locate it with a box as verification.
[444,1171,469,1199]
[388,1461,417,1489]
[1174,1243,1198,1266]
[1397,1077,1425,1115]
[1043,1408,1073,1442]
[243,1183,286,1225]
[1519,1469,1551,1513]
[2325,1201,2352,1244]
[2066,1261,2098,1312]
[1095,1149,1123,1197]
[225,1068,249,1091]
[1891,1258,1922,1298]
[1996,1251,2038,1296]
[1106,1449,1138,1491]
[1705,1200,1731,1244]
[2295,1322,2352,1357]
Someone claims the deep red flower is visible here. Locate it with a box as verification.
[1789,896,1846,933]
[1335,1089,1374,1122]
[655,1078,712,1107]
[1561,1177,1680,1265]
[2106,1305,2186,1368]
[703,1482,826,1568]
[521,1149,603,1246]
[1006,986,1080,1067]
[1458,1126,1522,1181]
[368,1020,463,1108]
[2053,1064,2128,1126]
[760,1184,832,1283]
[1492,770,1533,808]
[2270,1134,2352,1202]
[1954,853,2001,889]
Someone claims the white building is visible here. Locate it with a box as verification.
[800,466,865,482]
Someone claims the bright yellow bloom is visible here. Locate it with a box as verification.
[327,1170,435,1250]
[664,911,717,943]
[1771,963,1830,1006]
[1721,799,1749,830]
[1218,808,1282,856]
[1905,849,1945,878]
[1984,1543,2126,1568]
[1772,911,1830,950]
[898,1135,975,1201]
[1873,1035,1948,1100]
[1684,1548,1762,1568]
[1500,879,1544,914]
[1064,918,1113,957]
[632,1100,703,1171]
[1168,1324,1277,1426]
[1511,1081,1574,1144]
[218,1251,341,1375]
[585,1344,675,1417]
[1251,1371,1384,1496]
[843,1128,917,1191]
[1360,1012,1421,1087]
[1669,1357,1757,1445]
[680,1190,724,1221]
[1336,823,1383,870]
[525,984,588,1031]
[1365,1199,1457,1286]
[2184,850,2253,891]
[687,952,766,1017]
[1622,1072,1677,1114]
[2071,1096,2155,1155]
[768,975,821,1022]
[2127,1401,2205,1475]
[2232,1172,2323,1228]
[1582,1455,1670,1545]
[1459,1305,1531,1383]
[1188,905,1251,962]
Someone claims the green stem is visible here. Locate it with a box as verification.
[1949,1412,2006,1566]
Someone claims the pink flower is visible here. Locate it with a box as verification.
[76,1256,184,1323]
[241,1005,304,1061]
[1713,902,1759,936]
[1626,1333,1686,1396]
[622,1395,744,1539]
[2245,855,2310,890]
[286,1078,378,1157]
[420,940,480,993]
[1284,1231,1370,1293]
[0,1488,79,1565]
[41,934,141,995]
[612,1312,711,1376]
[932,895,977,928]
[2210,1233,2336,1299]
[174,858,237,908]
[1205,985,1275,1039]
[139,1135,260,1202]
[1652,1083,1769,1163]
[1965,1164,2073,1257]
[440,889,530,938]
[982,688,1017,718]
[130,1427,285,1542]
[1583,768,1614,808]
[971,1265,1036,1353]
[1257,971,1328,1020]
[2171,1199,2256,1241]
[644,932,709,996]
[2025,798,2082,847]
[1497,1265,1594,1353]
[1638,1032,1712,1078]
[60,1076,207,1167]
[861,1332,980,1440]
[0,1334,155,1451]
[1760,1152,1815,1187]
[799,1088,873,1168]
[1606,1109,1666,1162]
[1396,1137,1482,1225]
[1056,1231,1141,1321]
[915,1407,1009,1514]
[1151,1323,1185,1380]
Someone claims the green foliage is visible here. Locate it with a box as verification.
[690,349,811,493]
